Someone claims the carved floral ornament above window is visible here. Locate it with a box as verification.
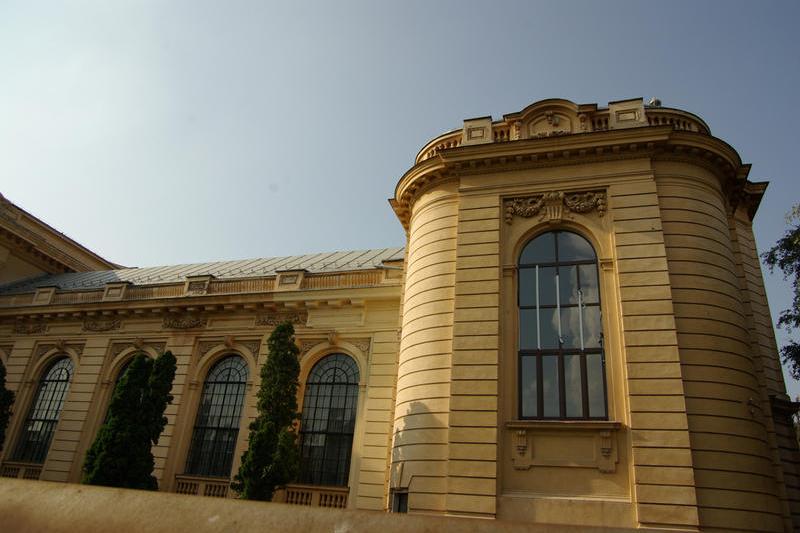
[504,190,607,225]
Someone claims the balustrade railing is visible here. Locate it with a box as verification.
[0,461,42,480]
[274,484,349,509]
[174,474,231,498]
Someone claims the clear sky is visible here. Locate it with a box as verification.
[2,1,800,395]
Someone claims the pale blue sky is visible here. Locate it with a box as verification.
[2,1,800,394]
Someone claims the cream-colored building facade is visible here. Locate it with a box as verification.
[0,98,798,531]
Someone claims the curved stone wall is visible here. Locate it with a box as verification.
[392,181,459,513]
[656,164,784,531]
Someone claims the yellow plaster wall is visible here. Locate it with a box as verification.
[0,288,402,511]
[655,163,785,531]
[392,182,458,514]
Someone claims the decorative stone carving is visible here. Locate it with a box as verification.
[512,429,531,470]
[504,190,606,224]
[163,315,207,329]
[197,341,219,358]
[506,422,620,473]
[198,338,262,358]
[82,318,121,332]
[110,341,166,358]
[563,191,607,216]
[13,322,47,335]
[351,338,371,353]
[35,341,84,359]
[296,337,370,357]
[242,340,261,357]
[187,281,207,293]
[256,311,307,327]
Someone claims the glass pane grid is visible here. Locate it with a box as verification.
[518,231,608,420]
[185,356,248,478]
[299,354,359,487]
[13,357,74,463]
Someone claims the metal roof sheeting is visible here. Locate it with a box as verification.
[0,247,405,294]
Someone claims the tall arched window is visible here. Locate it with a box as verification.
[518,230,607,419]
[185,355,248,478]
[13,357,74,463]
[299,354,359,486]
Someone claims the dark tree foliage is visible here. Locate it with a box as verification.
[0,359,14,451]
[764,205,800,380]
[82,351,177,489]
[232,322,300,500]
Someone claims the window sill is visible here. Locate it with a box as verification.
[506,420,621,431]
[505,420,621,473]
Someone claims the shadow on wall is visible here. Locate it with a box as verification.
[390,400,440,504]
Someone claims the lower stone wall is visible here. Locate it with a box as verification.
[0,478,674,533]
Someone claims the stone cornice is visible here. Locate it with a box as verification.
[392,126,749,228]
[0,284,401,322]
[0,268,402,312]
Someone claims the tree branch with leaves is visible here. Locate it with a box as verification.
[763,204,800,380]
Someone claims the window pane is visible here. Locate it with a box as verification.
[519,309,537,350]
[587,353,606,418]
[578,264,599,303]
[560,307,582,349]
[564,354,583,418]
[582,306,603,349]
[539,308,560,349]
[520,232,555,264]
[13,357,73,464]
[558,232,595,262]
[519,268,536,307]
[559,266,579,305]
[538,266,557,306]
[520,356,538,418]
[542,356,560,417]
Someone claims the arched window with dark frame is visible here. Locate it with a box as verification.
[518,230,607,419]
[184,355,248,478]
[13,357,74,463]
[299,353,359,487]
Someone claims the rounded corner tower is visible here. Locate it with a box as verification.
[389,97,800,531]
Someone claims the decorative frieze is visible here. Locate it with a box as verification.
[13,322,47,335]
[82,318,121,332]
[162,315,207,330]
[256,311,307,327]
[503,190,607,224]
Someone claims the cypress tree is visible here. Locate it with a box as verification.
[232,321,300,500]
[0,359,14,451]
[82,350,176,489]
